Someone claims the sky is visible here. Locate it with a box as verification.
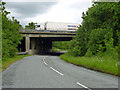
[3,0,93,27]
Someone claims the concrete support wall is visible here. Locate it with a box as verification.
[25,37,52,55]
[29,38,41,54]
[30,38,35,54]
[25,36,30,52]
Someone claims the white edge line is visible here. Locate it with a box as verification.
[50,67,63,76]
[76,82,92,90]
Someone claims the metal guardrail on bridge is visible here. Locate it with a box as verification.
[19,29,76,34]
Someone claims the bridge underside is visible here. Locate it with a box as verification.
[18,37,73,55]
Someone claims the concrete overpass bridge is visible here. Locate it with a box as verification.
[19,30,76,54]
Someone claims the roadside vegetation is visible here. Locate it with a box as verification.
[52,41,70,51]
[52,41,70,52]
[52,47,64,52]
[1,2,31,72]
[60,50,119,76]
[54,2,120,76]
[2,55,31,72]
[1,2,23,59]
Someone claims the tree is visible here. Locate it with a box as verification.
[25,22,36,29]
[1,2,23,59]
[69,2,120,56]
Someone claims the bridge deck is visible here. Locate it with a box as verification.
[20,29,76,35]
[21,31,76,35]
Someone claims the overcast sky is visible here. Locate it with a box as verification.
[3,0,93,27]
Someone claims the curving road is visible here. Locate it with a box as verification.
[2,55,118,89]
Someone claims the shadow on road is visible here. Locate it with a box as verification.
[18,50,67,56]
[36,51,66,56]
[47,52,65,56]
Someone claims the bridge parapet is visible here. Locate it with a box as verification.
[21,29,76,38]
[20,29,76,34]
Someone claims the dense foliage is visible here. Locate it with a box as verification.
[70,2,119,57]
[52,41,70,50]
[1,2,23,59]
[25,22,36,29]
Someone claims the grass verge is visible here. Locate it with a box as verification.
[60,52,119,76]
[52,47,66,52]
[52,49,64,52]
[2,54,32,72]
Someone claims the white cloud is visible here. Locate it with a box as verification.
[4,0,93,27]
[32,0,92,24]
[3,0,58,2]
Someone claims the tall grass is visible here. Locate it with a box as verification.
[60,49,119,76]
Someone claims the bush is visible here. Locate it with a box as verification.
[86,28,114,56]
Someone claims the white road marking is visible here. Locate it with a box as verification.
[42,56,63,76]
[42,57,48,66]
[50,67,63,76]
[43,60,48,65]
[76,82,92,90]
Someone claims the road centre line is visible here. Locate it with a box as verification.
[42,57,48,66]
[50,67,63,76]
[43,56,91,88]
[76,82,92,90]
[43,60,47,65]
[42,56,63,76]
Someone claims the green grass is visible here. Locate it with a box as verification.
[52,49,63,52]
[52,47,66,52]
[60,52,119,76]
[2,54,32,72]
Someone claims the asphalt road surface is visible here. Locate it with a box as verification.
[2,55,118,89]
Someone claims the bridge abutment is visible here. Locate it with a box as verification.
[25,37,52,55]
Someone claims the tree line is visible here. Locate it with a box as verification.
[1,2,23,59]
[70,2,119,57]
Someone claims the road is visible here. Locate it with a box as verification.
[2,55,118,89]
